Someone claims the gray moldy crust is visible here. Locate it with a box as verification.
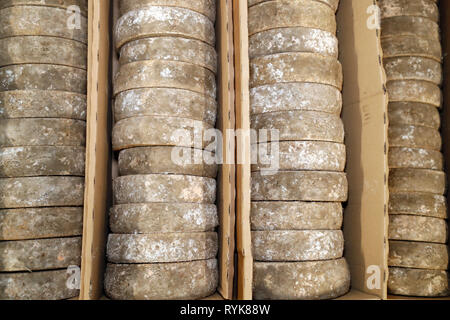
[388,240,449,270]
[389,192,447,219]
[388,267,449,297]
[389,214,448,243]
[0,0,88,15]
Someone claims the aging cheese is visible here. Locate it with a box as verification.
[251,111,344,143]
[384,56,442,85]
[113,60,216,98]
[251,171,348,202]
[114,6,215,50]
[118,146,217,178]
[0,118,86,147]
[107,232,218,264]
[389,215,448,243]
[389,240,449,270]
[381,36,441,62]
[379,0,439,22]
[252,141,346,172]
[0,36,87,69]
[248,0,340,12]
[389,168,446,195]
[113,174,216,204]
[0,237,81,272]
[389,192,447,219]
[0,0,88,14]
[252,230,344,261]
[0,6,87,43]
[250,83,342,115]
[388,267,449,297]
[114,88,216,125]
[388,102,440,129]
[0,176,84,208]
[0,146,85,177]
[112,116,212,151]
[251,201,343,231]
[110,203,218,234]
[248,0,336,36]
[119,37,217,73]
[388,125,441,151]
[387,80,441,107]
[250,52,342,89]
[0,64,86,94]
[389,147,443,170]
[105,260,218,300]
[253,259,350,300]
[0,207,83,241]
[249,27,338,59]
[119,0,216,22]
[0,269,80,300]
[381,16,439,41]
[0,90,86,120]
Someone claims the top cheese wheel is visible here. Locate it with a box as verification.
[0,0,88,15]
[114,6,215,50]
[248,0,336,36]
[248,0,340,12]
[381,16,439,41]
[119,0,216,22]
[250,53,342,90]
[379,0,439,22]
[0,6,87,43]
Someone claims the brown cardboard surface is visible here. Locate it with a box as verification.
[337,0,388,299]
[79,0,111,300]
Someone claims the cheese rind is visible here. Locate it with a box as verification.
[381,36,442,62]
[388,267,449,297]
[0,0,88,14]
[387,80,441,107]
[381,16,439,41]
[384,56,442,85]
[388,125,441,151]
[389,215,448,243]
[248,0,340,12]
[389,102,440,129]
[389,240,449,270]
[379,0,439,22]
[389,192,447,218]
[389,168,446,195]
[253,259,350,300]
[104,260,218,300]
[389,147,443,170]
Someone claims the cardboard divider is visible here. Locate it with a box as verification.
[79,0,236,300]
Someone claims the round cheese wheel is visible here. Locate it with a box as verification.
[0,36,86,69]
[114,6,215,50]
[248,0,340,12]
[249,27,338,59]
[384,56,442,85]
[0,146,85,177]
[387,80,441,107]
[0,269,80,300]
[0,6,87,43]
[0,176,84,208]
[248,0,336,36]
[389,192,447,218]
[389,168,446,195]
[381,16,439,41]
[389,215,448,243]
[253,259,350,300]
[251,171,348,202]
[113,60,216,98]
[379,0,439,22]
[388,125,441,150]
[104,259,218,300]
[0,207,83,241]
[389,240,449,270]
[107,232,218,263]
[252,141,346,172]
[388,267,449,297]
[251,111,344,143]
[110,203,218,234]
[119,37,217,73]
[389,102,440,129]
[0,118,86,147]
[0,0,88,15]
[118,147,217,178]
[389,147,443,170]
[0,237,81,272]
[251,201,343,231]
[252,230,344,261]
[0,90,86,120]
[113,174,216,204]
[250,82,342,115]
[119,0,216,22]
[0,64,86,94]
[381,36,442,62]
[114,88,216,125]
[112,116,212,151]
[250,52,342,90]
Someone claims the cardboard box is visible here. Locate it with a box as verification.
[79,0,236,300]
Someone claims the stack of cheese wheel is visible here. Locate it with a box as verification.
[0,1,87,300]
[248,0,350,299]
[104,0,219,300]
[380,0,449,297]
